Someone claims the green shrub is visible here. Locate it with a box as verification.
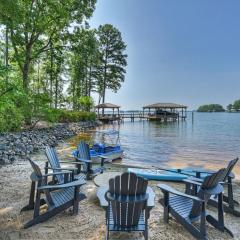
[42,109,96,123]
[0,102,24,132]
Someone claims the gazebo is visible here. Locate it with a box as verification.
[143,103,187,121]
[95,103,121,122]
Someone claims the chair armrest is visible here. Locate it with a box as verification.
[97,155,109,159]
[75,157,92,163]
[187,176,204,182]
[46,167,78,172]
[59,161,84,165]
[97,186,109,209]
[158,184,204,202]
[191,169,215,174]
[146,186,155,208]
[42,171,72,177]
[183,179,203,186]
[38,179,86,190]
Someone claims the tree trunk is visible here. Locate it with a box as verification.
[88,66,92,97]
[102,63,107,114]
[5,26,9,82]
[55,77,58,109]
[22,57,30,92]
[50,41,53,107]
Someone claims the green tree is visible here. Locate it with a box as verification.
[197,104,225,112]
[68,27,100,109]
[97,24,127,106]
[0,0,96,92]
[78,96,94,111]
[227,104,233,112]
[233,99,240,111]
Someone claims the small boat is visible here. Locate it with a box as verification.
[73,129,123,163]
[128,167,209,181]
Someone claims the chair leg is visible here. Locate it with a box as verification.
[200,202,206,238]
[73,186,80,215]
[163,192,169,223]
[206,193,234,237]
[21,181,36,211]
[144,224,148,240]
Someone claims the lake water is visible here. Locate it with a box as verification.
[95,112,240,175]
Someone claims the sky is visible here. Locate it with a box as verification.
[89,0,240,110]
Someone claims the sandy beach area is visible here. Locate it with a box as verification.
[0,143,240,240]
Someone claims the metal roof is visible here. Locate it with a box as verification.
[143,103,187,109]
[95,103,121,108]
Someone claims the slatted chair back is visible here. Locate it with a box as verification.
[45,146,64,183]
[77,141,91,172]
[28,158,43,179]
[107,172,148,228]
[77,141,91,159]
[189,168,226,219]
[28,158,54,206]
[221,158,238,182]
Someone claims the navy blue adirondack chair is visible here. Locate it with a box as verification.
[75,140,108,180]
[23,159,86,228]
[185,158,239,217]
[105,172,153,240]
[45,146,85,183]
[158,168,233,239]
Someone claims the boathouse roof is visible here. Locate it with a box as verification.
[95,103,121,109]
[143,103,187,109]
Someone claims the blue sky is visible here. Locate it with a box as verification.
[89,0,240,110]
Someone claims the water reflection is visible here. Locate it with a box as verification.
[69,112,240,178]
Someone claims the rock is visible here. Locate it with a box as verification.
[0,120,99,165]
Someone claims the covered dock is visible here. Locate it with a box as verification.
[95,103,121,123]
[143,103,187,122]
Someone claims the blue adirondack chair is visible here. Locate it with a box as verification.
[23,159,86,228]
[75,140,108,180]
[45,146,85,183]
[104,172,154,240]
[158,168,233,239]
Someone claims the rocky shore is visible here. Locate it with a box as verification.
[0,121,99,165]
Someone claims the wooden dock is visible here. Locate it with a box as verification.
[97,112,186,123]
[95,102,187,123]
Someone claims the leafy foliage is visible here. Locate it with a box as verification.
[0,2,127,133]
[227,99,240,111]
[97,24,127,104]
[197,104,225,112]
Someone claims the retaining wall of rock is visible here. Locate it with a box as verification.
[0,121,100,165]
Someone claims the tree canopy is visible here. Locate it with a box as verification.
[227,99,240,111]
[197,104,225,112]
[0,1,128,132]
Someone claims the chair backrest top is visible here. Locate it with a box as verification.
[45,146,63,183]
[107,172,148,228]
[222,158,239,181]
[77,141,91,160]
[28,158,42,179]
[109,172,148,196]
[190,168,225,219]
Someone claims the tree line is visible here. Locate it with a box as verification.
[0,0,127,131]
[197,99,240,112]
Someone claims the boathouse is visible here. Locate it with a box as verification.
[95,103,121,123]
[143,103,187,122]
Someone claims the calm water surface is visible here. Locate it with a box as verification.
[96,112,240,170]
